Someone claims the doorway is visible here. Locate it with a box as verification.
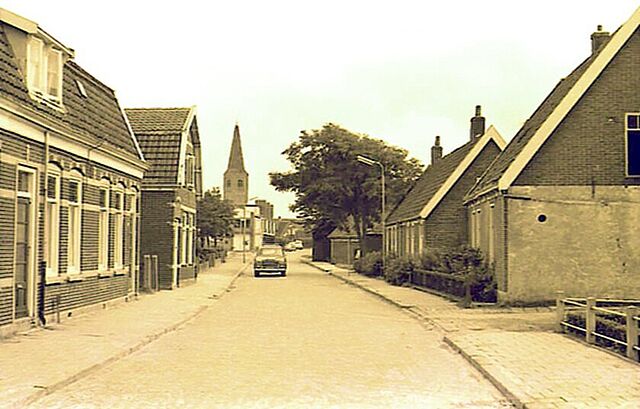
[15,168,36,320]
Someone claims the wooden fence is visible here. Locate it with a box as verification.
[556,291,640,361]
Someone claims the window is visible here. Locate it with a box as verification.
[113,188,124,269]
[98,182,109,271]
[67,174,82,274]
[181,214,188,265]
[45,171,60,276]
[237,179,243,188]
[46,49,62,99]
[27,37,44,92]
[27,36,63,102]
[226,179,231,188]
[127,190,138,272]
[185,155,195,188]
[186,213,194,265]
[626,113,640,177]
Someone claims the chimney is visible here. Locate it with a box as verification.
[591,25,610,55]
[470,105,485,141]
[431,135,443,165]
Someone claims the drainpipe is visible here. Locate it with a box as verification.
[38,130,50,326]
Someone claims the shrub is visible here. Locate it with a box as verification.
[414,246,497,303]
[354,251,383,277]
[384,255,414,286]
[418,250,442,271]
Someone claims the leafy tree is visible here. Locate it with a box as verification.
[270,123,422,249]
[197,187,235,248]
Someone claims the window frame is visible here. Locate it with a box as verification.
[98,179,110,271]
[625,113,640,177]
[113,184,125,270]
[46,48,63,101]
[45,168,61,277]
[67,170,83,275]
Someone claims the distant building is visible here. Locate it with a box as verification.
[125,107,202,289]
[255,199,275,243]
[464,20,640,303]
[0,8,146,334]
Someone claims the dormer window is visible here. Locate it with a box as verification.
[27,36,63,103]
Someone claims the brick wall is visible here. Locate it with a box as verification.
[515,27,640,187]
[43,275,129,315]
[140,190,175,289]
[425,141,502,254]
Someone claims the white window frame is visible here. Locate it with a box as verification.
[625,113,640,177]
[45,168,61,277]
[27,37,44,93]
[98,180,110,271]
[113,185,125,270]
[181,214,188,265]
[67,171,83,275]
[126,188,138,268]
[46,48,63,101]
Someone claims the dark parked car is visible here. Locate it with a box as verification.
[254,245,287,277]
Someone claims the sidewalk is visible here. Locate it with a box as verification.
[0,253,251,409]
[304,258,640,409]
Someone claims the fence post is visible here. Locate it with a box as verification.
[555,291,565,333]
[626,306,639,361]
[586,297,596,344]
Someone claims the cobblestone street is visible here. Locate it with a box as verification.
[32,253,510,408]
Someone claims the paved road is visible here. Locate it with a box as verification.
[33,253,511,408]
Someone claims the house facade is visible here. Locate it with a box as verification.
[465,17,640,303]
[125,107,202,290]
[385,107,505,258]
[0,9,147,335]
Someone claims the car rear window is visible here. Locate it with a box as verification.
[259,247,282,256]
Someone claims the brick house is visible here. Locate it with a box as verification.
[125,107,202,290]
[385,107,505,258]
[464,13,640,303]
[0,8,147,335]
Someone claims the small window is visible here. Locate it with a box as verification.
[47,175,58,199]
[237,179,244,188]
[69,180,80,203]
[626,113,640,177]
[76,80,88,98]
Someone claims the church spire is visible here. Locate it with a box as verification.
[223,123,249,206]
[227,124,246,172]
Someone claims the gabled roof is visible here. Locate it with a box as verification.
[387,126,506,224]
[467,7,640,199]
[125,107,196,185]
[0,23,142,162]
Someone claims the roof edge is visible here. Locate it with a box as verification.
[418,125,505,219]
[497,6,640,191]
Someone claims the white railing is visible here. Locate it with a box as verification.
[556,291,640,361]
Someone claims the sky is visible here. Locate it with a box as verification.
[2,1,637,217]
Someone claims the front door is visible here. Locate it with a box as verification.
[15,169,35,319]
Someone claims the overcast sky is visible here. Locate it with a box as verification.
[2,1,637,217]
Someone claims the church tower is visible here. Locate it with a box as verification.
[223,124,248,206]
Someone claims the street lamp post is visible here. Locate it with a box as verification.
[356,155,385,273]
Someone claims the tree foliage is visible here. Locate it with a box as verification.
[197,187,235,247]
[270,123,423,242]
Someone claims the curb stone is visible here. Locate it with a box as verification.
[443,336,525,409]
[19,260,251,408]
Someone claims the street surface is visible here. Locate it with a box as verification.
[33,252,511,408]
